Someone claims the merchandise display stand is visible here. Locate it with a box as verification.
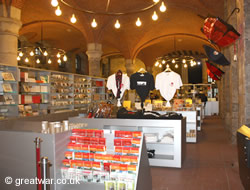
[0,123,152,190]
[68,117,186,168]
[157,110,197,143]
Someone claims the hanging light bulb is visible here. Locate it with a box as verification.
[17,56,21,61]
[175,64,178,68]
[153,0,160,3]
[91,19,98,28]
[190,63,194,67]
[182,59,186,64]
[44,51,48,56]
[114,20,121,29]
[57,53,61,58]
[136,17,142,27]
[51,0,58,7]
[57,59,62,64]
[166,64,170,68]
[152,11,158,21]
[63,55,67,61]
[70,14,77,23]
[190,60,194,64]
[19,52,23,57]
[55,6,62,16]
[193,61,197,66]
[162,60,166,64]
[159,64,162,68]
[48,59,52,64]
[30,51,34,56]
[172,59,175,64]
[155,61,159,66]
[197,61,201,65]
[36,59,40,64]
[184,63,188,68]
[25,58,29,63]
[160,2,167,12]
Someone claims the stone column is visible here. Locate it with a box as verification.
[202,60,208,83]
[146,66,153,74]
[125,59,134,76]
[86,43,102,77]
[0,4,22,66]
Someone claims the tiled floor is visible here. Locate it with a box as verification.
[151,116,245,190]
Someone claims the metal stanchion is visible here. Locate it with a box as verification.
[34,137,43,190]
[40,157,52,190]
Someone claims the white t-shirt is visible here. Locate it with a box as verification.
[155,71,183,106]
[107,73,130,106]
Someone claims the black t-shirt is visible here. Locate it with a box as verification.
[130,72,155,102]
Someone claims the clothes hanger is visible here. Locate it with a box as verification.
[137,68,147,73]
[164,67,172,72]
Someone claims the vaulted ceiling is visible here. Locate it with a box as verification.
[19,0,224,67]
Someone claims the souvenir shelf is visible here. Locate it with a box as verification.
[50,72,74,113]
[0,64,19,119]
[68,117,186,168]
[18,67,50,116]
[91,77,107,103]
[73,74,92,111]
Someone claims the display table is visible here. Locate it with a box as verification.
[69,117,186,168]
[205,101,219,116]
[0,124,152,190]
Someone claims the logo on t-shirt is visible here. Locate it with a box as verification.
[170,82,174,87]
[137,81,147,86]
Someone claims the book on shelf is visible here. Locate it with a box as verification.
[22,84,31,92]
[2,83,13,92]
[1,72,15,81]
[41,86,48,93]
[4,94,15,104]
[40,75,49,83]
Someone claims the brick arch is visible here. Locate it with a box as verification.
[0,0,26,9]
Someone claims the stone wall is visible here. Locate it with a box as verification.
[219,0,250,143]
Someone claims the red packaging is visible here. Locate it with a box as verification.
[95,130,104,138]
[113,155,121,162]
[70,136,77,143]
[62,159,71,167]
[132,131,142,138]
[132,138,141,146]
[130,147,139,155]
[128,165,137,172]
[99,138,106,146]
[74,144,81,152]
[115,131,121,138]
[124,131,133,138]
[77,137,85,144]
[72,129,80,136]
[120,156,130,163]
[83,161,92,169]
[90,145,97,152]
[67,143,75,150]
[90,138,98,145]
[89,153,95,161]
[110,163,120,171]
[120,164,128,171]
[94,154,103,161]
[123,147,131,154]
[64,152,73,159]
[92,162,101,170]
[75,152,82,160]
[103,154,113,162]
[96,145,106,152]
[114,139,122,146]
[103,163,111,172]
[79,129,86,137]
[87,129,94,137]
[82,153,90,160]
[81,144,89,152]
[122,139,132,147]
[115,147,123,154]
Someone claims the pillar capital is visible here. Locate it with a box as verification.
[86,43,102,77]
[125,59,134,76]
[0,6,22,66]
